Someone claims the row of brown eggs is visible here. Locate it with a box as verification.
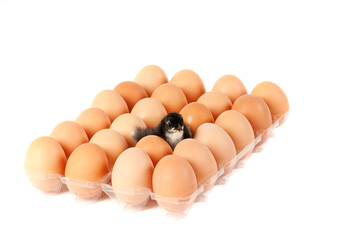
[25,65,289,212]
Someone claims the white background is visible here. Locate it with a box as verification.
[1,0,360,239]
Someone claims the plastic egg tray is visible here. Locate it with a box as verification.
[25,112,288,217]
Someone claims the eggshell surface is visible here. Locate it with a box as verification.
[151,83,188,113]
[232,94,272,136]
[180,102,214,134]
[170,69,206,103]
[152,155,197,213]
[194,123,236,175]
[112,148,154,205]
[50,121,89,158]
[135,135,172,166]
[131,98,167,128]
[212,74,247,103]
[215,110,255,157]
[251,81,289,123]
[134,65,168,96]
[90,129,129,170]
[174,139,218,192]
[114,81,148,111]
[25,136,67,192]
[76,107,111,139]
[91,90,129,122]
[65,143,109,181]
[197,91,232,119]
[110,113,146,147]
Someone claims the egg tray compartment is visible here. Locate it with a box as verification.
[25,112,288,216]
[62,172,111,202]
[26,171,64,194]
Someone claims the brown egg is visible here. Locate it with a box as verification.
[131,98,167,128]
[173,139,218,192]
[25,136,67,192]
[50,121,89,158]
[197,91,232,119]
[112,148,154,206]
[194,123,236,176]
[152,155,197,213]
[232,94,273,147]
[180,102,214,134]
[65,143,109,199]
[215,110,255,159]
[90,129,128,170]
[91,90,129,122]
[151,83,188,113]
[110,113,146,147]
[232,94,272,136]
[114,81,148,111]
[212,74,247,103]
[134,65,168,96]
[65,143,109,181]
[75,107,111,139]
[170,69,206,103]
[251,81,289,124]
[135,135,172,166]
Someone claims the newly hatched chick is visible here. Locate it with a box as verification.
[133,112,192,149]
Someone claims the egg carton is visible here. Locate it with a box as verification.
[25,112,288,217]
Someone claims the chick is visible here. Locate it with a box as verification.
[133,112,192,149]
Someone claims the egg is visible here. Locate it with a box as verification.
[232,94,272,136]
[113,81,148,111]
[134,65,168,96]
[251,81,289,124]
[180,102,214,134]
[90,129,129,170]
[131,98,167,128]
[151,83,188,113]
[50,121,89,158]
[170,69,206,103]
[75,107,111,139]
[173,139,218,192]
[197,91,232,119]
[194,123,236,176]
[24,136,67,192]
[91,90,129,122]
[215,110,255,159]
[152,155,198,213]
[110,113,146,147]
[232,94,273,147]
[112,148,154,206]
[135,135,172,166]
[64,143,109,199]
[212,74,247,103]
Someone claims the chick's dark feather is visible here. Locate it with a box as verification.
[132,127,157,142]
[183,124,192,138]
